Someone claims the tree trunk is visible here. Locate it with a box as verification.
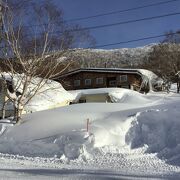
[177,81,180,93]
[14,102,23,124]
[1,101,6,119]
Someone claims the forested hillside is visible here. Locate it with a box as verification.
[65,44,154,69]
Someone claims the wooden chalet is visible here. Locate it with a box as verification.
[56,68,151,93]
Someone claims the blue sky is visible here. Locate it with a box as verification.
[53,0,180,49]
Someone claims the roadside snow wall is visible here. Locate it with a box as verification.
[125,108,180,160]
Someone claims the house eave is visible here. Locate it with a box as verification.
[56,68,143,79]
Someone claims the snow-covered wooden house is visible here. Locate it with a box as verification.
[56,68,163,93]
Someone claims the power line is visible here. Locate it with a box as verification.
[2,11,178,39]
[65,0,180,22]
[24,11,180,36]
[6,0,180,30]
[1,31,180,50]
[0,12,180,44]
[11,10,180,34]
[90,33,177,48]
[69,11,180,32]
[2,10,180,42]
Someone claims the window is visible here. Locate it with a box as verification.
[120,75,127,82]
[85,79,91,86]
[109,80,116,86]
[79,99,86,103]
[74,80,80,86]
[121,85,130,89]
[96,77,103,85]
[64,81,71,86]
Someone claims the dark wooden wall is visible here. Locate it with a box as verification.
[58,71,142,91]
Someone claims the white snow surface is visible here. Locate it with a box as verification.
[0,73,73,112]
[138,69,157,79]
[25,80,73,112]
[70,87,152,105]
[0,88,180,179]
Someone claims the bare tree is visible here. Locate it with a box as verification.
[0,1,95,123]
[142,42,180,92]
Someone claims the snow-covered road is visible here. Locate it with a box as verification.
[0,148,180,180]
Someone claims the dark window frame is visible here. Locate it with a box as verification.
[96,77,103,85]
[74,80,81,86]
[120,75,127,82]
[84,79,92,86]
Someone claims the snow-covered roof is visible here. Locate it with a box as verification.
[70,88,152,103]
[58,68,143,78]
[0,73,74,112]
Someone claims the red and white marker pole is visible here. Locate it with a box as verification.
[87,118,90,133]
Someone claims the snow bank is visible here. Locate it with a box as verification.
[0,89,179,163]
[0,121,13,136]
[0,128,94,160]
[126,109,180,151]
[25,80,73,112]
[125,105,180,163]
[70,88,152,104]
[0,73,73,112]
[170,83,178,93]
[109,88,151,104]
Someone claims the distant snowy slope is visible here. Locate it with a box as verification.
[65,44,155,68]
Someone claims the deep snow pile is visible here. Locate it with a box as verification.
[71,87,152,105]
[0,87,180,165]
[126,108,180,152]
[25,79,73,112]
[0,73,73,112]
[0,87,180,177]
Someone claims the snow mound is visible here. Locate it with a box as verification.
[0,127,94,160]
[170,83,178,93]
[0,73,73,112]
[109,88,151,104]
[71,88,152,104]
[0,89,179,163]
[0,121,13,136]
[125,108,180,160]
[25,80,73,112]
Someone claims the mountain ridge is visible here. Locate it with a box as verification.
[66,43,156,68]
